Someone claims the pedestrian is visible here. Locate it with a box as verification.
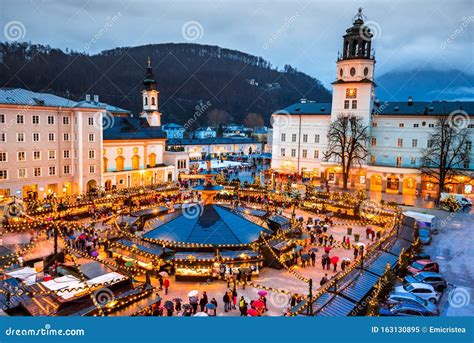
[354,247,359,259]
[199,295,208,312]
[321,255,326,269]
[371,230,375,241]
[239,296,246,316]
[320,274,328,286]
[210,297,218,314]
[310,251,316,266]
[189,296,198,314]
[232,288,238,310]
[158,275,163,290]
[223,292,230,312]
[333,260,338,272]
[175,299,182,312]
[366,227,371,239]
[241,272,247,289]
[163,278,170,295]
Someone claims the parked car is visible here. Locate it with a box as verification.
[441,193,472,209]
[418,229,432,245]
[387,291,439,315]
[413,252,431,260]
[394,282,441,304]
[379,302,436,316]
[404,272,447,292]
[407,259,439,274]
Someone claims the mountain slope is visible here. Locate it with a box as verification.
[0,42,331,127]
[376,69,474,102]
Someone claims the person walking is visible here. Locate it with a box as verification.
[320,274,328,286]
[310,251,316,267]
[223,292,230,312]
[239,296,246,316]
[163,278,170,295]
[354,247,359,259]
[232,288,238,310]
[321,255,326,269]
[158,275,163,291]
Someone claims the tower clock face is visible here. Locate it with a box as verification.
[346,88,357,98]
[350,67,356,76]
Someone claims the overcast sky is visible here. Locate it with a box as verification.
[1,0,472,87]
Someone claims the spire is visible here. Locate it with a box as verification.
[143,57,157,91]
[339,8,373,60]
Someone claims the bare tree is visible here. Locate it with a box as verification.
[243,112,264,128]
[324,114,369,190]
[206,109,231,127]
[421,115,470,202]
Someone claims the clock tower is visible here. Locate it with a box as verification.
[141,57,162,127]
[331,8,375,126]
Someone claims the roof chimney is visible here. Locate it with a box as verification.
[85,94,91,101]
[93,94,99,102]
[408,96,413,106]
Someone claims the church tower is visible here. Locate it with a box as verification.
[331,8,375,125]
[141,57,162,126]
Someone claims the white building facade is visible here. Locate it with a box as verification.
[271,11,474,195]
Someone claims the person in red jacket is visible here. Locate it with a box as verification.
[163,278,170,295]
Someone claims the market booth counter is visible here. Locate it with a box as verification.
[172,252,218,281]
[219,250,263,276]
[109,239,173,271]
[262,239,299,269]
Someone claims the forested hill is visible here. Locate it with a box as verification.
[0,42,331,127]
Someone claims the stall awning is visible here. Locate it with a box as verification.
[235,206,267,218]
[383,236,413,256]
[398,225,415,242]
[339,270,379,303]
[220,250,260,260]
[366,251,399,276]
[316,295,355,317]
[116,239,170,257]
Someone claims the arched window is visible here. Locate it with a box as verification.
[132,155,140,170]
[148,153,156,167]
[151,97,156,106]
[103,157,108,173]
[144,97,148,106]
[115,156,125,172]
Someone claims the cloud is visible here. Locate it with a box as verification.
[1,0,472,87]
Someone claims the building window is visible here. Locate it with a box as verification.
[291,149,296,157]
[370,155,376,164]
[62,116,70,125]
[0,114,4,123]
[429,123,434,128]
[0,133,5,142]
[464,159,470,169]
[411,157,416,165]
[399,123,404,128]
[351,100,357,109]
[291,134,297,142]
[32,115,39,124]
[63,133,70,141]
[0,152,6,162]
[315,134,320,143]
[88,150,96,159]
[427,140,433,148]
[88,133,95,142]
[281,148,286,157]
[17,133,25,142]
[63,150,70,159]
[281,133,286,142]
[88,117,94,126]
[302,149,307,158]
[372,122,378,127]
[49,166,56,176]
[32,133,40,142]
[48,133,55,142]
[17,151,26,161]
[371,137,376,146]
[0,170,7,180]
[47,116,55,125]
[346,88,357,98]
[89,165,95,174]
[18,168,26,179]
[396,156,402,167]
[303,134,308,143]
[48,150,56,160]
[412,139,418,148]
[34,167,41,177]
[413,123,419,128]
[17,114,24,124]
[64,165,70,174]
[33,151,41,160]
[314,150,319,159]
[397,138,403,147]
[467,141,472,150]
[344,100,350,109]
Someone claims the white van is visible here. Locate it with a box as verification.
[440,193,472,208]
[403,211,437,230]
